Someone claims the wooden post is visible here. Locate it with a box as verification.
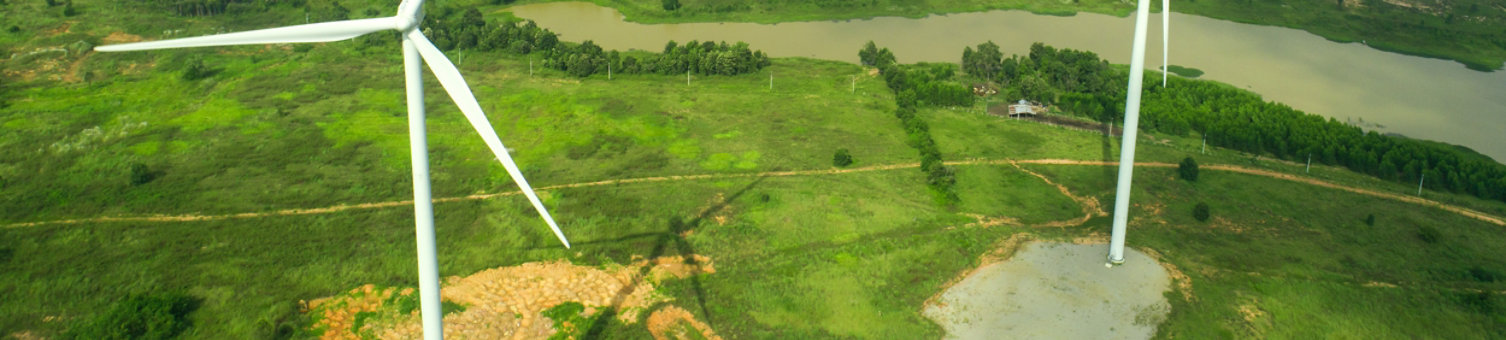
[1306,153,1311,173]
[687,70,691,86]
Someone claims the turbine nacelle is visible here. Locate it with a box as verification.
[394,1,424,33]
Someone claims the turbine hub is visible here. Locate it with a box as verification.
[394,5,423,32]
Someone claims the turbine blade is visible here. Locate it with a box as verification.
[96,17,396,52]
[405,30,572,249]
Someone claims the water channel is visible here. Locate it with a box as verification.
[505,2,1506,163]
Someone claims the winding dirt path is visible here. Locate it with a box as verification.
[5,158,1501,228]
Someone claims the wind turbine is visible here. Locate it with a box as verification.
[95,1,571,338]
[1108,0,1153,265]
[1162,0,1170,87]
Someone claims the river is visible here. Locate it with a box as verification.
[504,2,1506,163]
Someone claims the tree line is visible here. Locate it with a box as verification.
[863,41,963,206]
[1138,78,1506,202]
[965,41,1506,203]
[421,7,770,78]
[864,42,973,108]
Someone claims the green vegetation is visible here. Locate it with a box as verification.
[421,7,771,78]
[1179,156,1198,181]
[1162,65,1203,78]
[868,41,970,206]
[63,292,201,340]
[519,0,1506,70]
[963,42,1506,204]
[832,148,853,167]
[1192,201,1210,222]
[2,2,1505,339]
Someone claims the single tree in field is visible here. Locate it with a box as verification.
[1179,156,1199,181]
[1193,202,1211,222]
[662,0,680,11]
[833,149,854,167]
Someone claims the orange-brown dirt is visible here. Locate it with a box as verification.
[308,257,716,340]
[645,305,722,340]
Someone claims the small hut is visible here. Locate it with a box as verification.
[1008,100,1037,116]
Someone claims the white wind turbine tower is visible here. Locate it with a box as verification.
[1108,0,1154,265]
[95,1,571,338]
[1163,0,1170,87]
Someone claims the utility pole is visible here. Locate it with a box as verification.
[769,72,773,90]
[608,63,612,80]
[1306,153,1311,173]
[687,70,691,86]
[1201,136,1206,154]
[529,58,534,77]
[1418,174,1425,195]
[852,75,857,93]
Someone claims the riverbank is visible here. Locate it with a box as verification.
[513,0,1505,71]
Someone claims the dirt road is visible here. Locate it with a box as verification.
[6,158,1500,228]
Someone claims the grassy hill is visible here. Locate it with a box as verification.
[3,2,1506,338]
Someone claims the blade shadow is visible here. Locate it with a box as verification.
[580,176,765,339]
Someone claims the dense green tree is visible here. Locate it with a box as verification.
[662,0,680,11]
[860,41,880,66]
[833,149,854,167]
[1193,202,1211,222]
[1179,157,1199,181]
[962,41,1003,78]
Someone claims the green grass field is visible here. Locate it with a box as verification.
[4,1,1506,338]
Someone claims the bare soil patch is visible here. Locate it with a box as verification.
[646,305,722,340]
[923,242,1172,339]
[307,257,717,339]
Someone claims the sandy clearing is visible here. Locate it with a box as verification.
[923,241,1171,340]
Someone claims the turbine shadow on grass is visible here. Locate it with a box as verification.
[577,176,766,339]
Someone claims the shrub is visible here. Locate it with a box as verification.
[1417,225,1441,244]
[130,163,158,185]
[833,149,853,167]
[1193,202,1211,222]
[180,57,212,81]
[661,0,680,11]
[1469,266,1499,283]
[1364,214,1376,226]
[66,292,201,339]
[1179,156,1199,181]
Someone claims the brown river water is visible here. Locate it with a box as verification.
[505,2,1506,163]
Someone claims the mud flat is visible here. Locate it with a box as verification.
[923,242,1171,339]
